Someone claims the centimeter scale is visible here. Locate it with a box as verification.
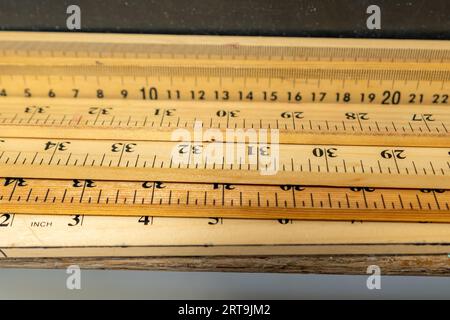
[0,32,449,105]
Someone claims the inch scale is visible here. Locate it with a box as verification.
[1,214,450,258]
[0,178,448,222]
[0,32,448,105]
[0,98,448,146]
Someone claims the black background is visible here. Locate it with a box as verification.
[0,0,449,38]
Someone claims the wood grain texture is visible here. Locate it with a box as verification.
[0,255,449,276]
[1,179,449,222]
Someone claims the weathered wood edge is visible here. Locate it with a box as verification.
[1,254,449,276]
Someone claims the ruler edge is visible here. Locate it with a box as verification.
[0,31,449,49]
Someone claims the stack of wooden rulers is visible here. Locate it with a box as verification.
[0,32,448,272]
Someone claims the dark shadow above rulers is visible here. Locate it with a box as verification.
[0,0,449,39]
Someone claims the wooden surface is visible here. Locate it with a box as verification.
[0,254,449,276]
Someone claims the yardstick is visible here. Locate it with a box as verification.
[0,98,448,146]
[0,32,449,104]
[0,178,448,222]
[0,138,448,188]
[1,214,450,258]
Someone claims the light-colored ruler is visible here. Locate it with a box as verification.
[0,98,448,146]
[0,138,448,188]
[0,178,448,222]
[0,32,448,104]
[1,214,450,258]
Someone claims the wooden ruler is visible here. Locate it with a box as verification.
[0,138,448,188]
[0,178,448,222]
[1,213,450,258]
[0,98,448,146]
[0,32,448,105]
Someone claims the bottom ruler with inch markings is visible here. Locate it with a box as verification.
[1,214,450,258]
[0,178,448,222]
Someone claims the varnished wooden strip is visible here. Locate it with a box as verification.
[0,178,448,221]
